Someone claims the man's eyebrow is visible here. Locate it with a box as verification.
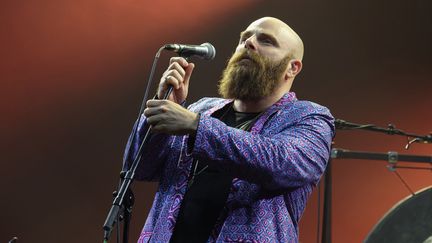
[240,30,251,40]
[239,30,279,46]
[260,33,279,46]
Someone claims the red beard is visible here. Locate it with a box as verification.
[218,50,290,100]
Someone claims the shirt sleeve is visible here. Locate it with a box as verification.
[122,115,172,181]
[122,98,189,181]
[188,107,335,190]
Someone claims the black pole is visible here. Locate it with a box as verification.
[102,47,166,242]
[322,158,332,243]
[122,188,134,243]
[102,53,196,242]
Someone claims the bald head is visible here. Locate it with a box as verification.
[246,17,304,61]
[223,17,304,110]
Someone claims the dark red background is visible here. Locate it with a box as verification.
[1,0,431,242]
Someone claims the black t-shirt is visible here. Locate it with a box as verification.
[169,104,261,243]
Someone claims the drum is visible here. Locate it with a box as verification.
[364,186,432,243]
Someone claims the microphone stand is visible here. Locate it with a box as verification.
[335,119,432,147]
[103,50,194,242]
[102,44,167,242]
[103,88,174,243]
[321,119,432,243]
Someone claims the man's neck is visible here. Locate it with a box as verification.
[233,91,286,113]
[232,79,294,113]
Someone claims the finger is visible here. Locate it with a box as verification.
[161,63,185,90]
[183,62,195,88]
[169,56,189,68]
[146,113,165,125]
[151,103,169,113]
[166,67,185,81]
[146,99,166,107]
[158,75,176,98]
[168,62,186,77]
[144,107,162,117]
[146,116,158,126]
[162,74,181,90]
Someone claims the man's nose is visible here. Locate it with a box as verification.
[244,36,257,51]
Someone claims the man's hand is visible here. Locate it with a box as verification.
[158,57,195,104]
[144,99,199,135]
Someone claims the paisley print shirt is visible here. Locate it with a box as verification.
[123,92,335,243]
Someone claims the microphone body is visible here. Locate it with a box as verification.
[164,43,216,60]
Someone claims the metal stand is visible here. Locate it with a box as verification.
[102,50,194,242]
[321,158,332,243]
[102,87,173,242]
[321,147,432,242]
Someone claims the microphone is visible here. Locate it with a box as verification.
[164,42,216,60]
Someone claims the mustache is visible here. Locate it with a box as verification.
[229,50,263,65]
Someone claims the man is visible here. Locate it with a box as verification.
[123,17,334,243]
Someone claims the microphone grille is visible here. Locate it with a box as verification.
[201,42,216,60]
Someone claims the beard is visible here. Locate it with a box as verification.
[218,50,290,101]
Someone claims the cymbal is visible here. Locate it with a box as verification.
[365,186,432,243]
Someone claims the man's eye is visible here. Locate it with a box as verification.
[260,38,273,44]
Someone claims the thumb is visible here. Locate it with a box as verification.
[183,63,195,87]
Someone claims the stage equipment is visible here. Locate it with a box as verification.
[321,119,432,243]
[164,43,216,60]
[102,43,216,243]
[364,186,432,243]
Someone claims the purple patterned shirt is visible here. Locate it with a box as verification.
[123,92,335,243]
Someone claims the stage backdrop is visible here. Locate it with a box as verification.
[1,0,431,242]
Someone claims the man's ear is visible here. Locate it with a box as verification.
[286,59,302,78]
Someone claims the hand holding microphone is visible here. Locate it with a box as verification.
[159,43,216,103]
[103,42,216,240]
[143,43,215,135]
[146,58,197,135]
[158,57,194,104]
